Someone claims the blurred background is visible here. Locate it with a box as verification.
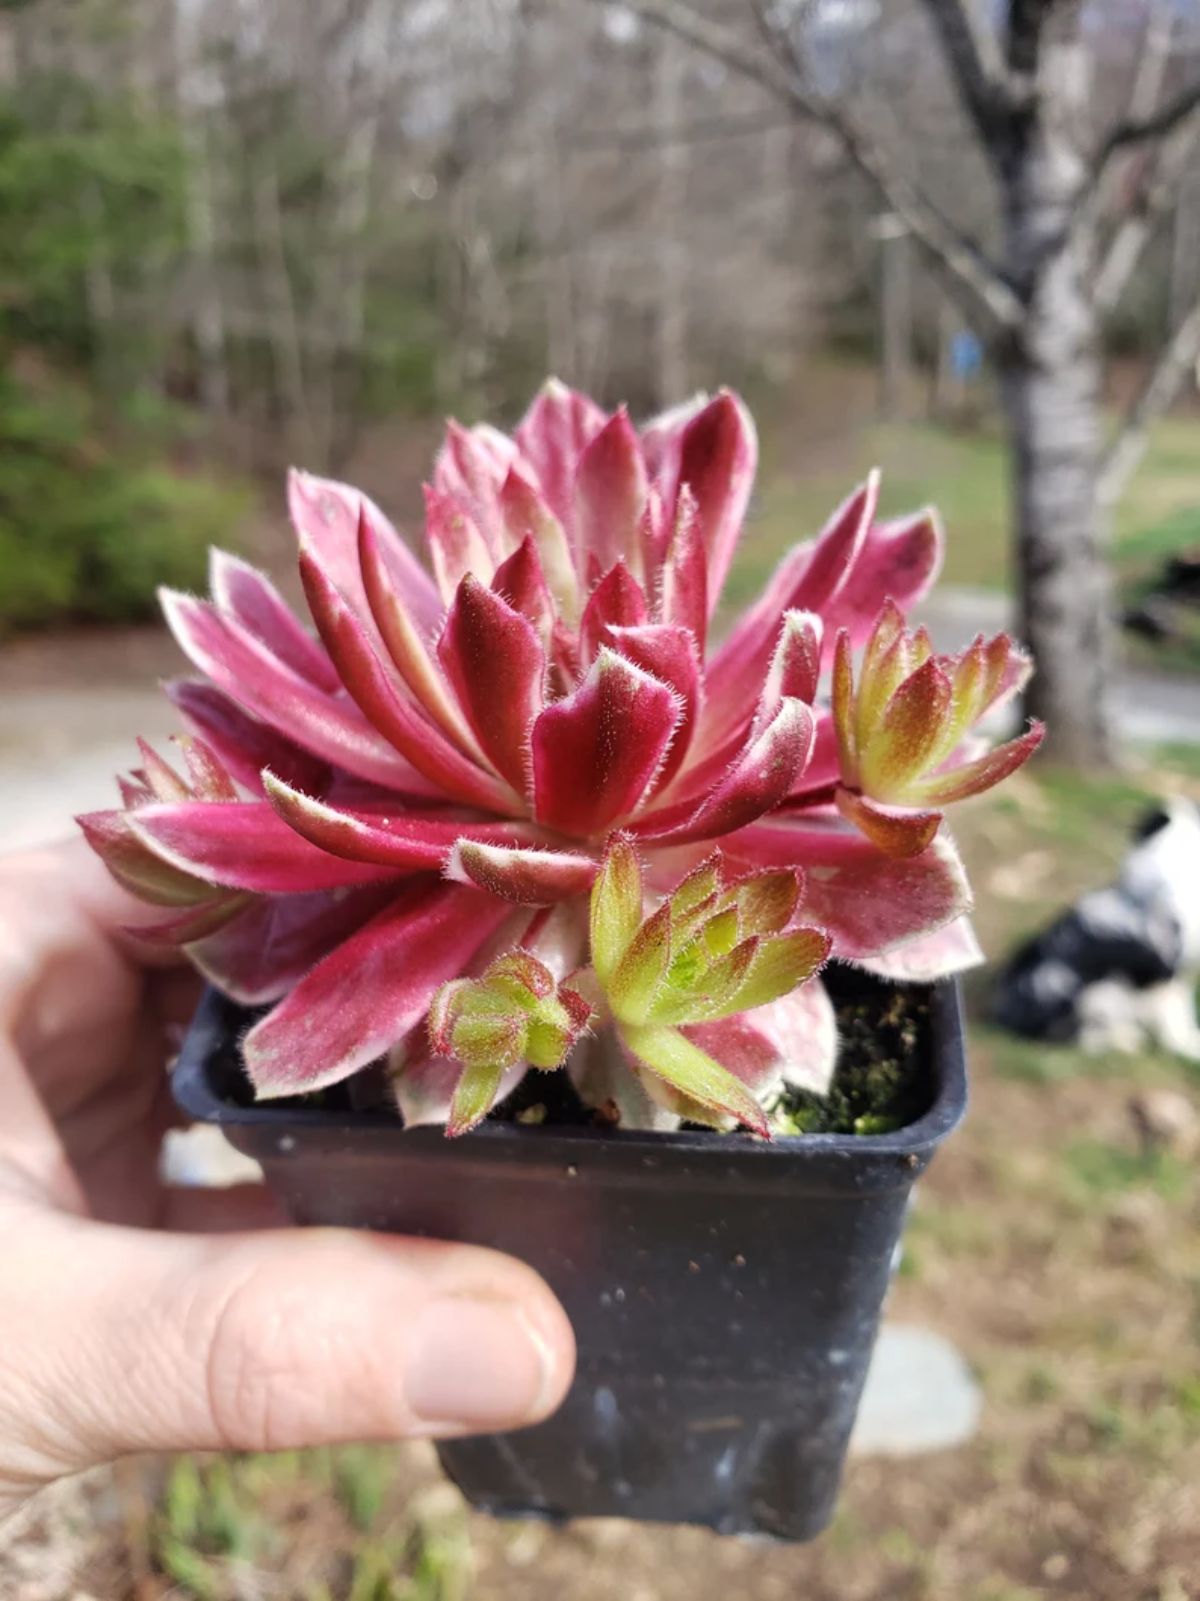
[1,0,1199,1596]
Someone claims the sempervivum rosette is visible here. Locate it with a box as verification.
[82,380,1041,1133]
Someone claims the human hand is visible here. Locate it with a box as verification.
[0,840,574,1520]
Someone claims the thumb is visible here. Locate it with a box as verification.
[1,1207,574,1502]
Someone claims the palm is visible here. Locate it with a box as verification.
[2,841,198,1225]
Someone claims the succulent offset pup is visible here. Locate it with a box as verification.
[80,381,1041,1136]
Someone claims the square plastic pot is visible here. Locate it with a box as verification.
[172,977,966,1542]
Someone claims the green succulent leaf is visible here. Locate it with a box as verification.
[620,1022,770,1137]
[590,835,644,984]
[447,1056,509,1137]
[607,901,672,1023]
[708,928,832,1019]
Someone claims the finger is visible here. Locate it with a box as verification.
[0,1040,86,1213]
[151,967,206,1032]
[160,1183,288,1232]
[0,1211,575,1497]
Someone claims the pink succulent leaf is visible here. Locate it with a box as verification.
[701,474,879,747]
[725,822,971,962]
[915,721,1045,806]
[518,901,589,981]
[392,1035,469,1128]
[531,648,682,836]
[423,485,495,602]
[357,504,482,758]
[676,981,839,1105]
[300,550,515,811]
[243,883,514,1097]
[602,623,702,789]
[161,589,426,792]
[513,379,608,535]
[678,1014,785,1099]
[655,486,708,651]
[117,775,155,809]
[288,468,440,634]
[786,709,843,800]
[437,573,546,795]
[574,407,649,577]
[491,535,555,641]
[640,698,814,846]
[835,788,944,859]
[78,809,215,908]
[749,982,839,1095]
[208,548,339,693]
[187,884,396,1005]
[639,391,706,494]
[166,679,332,797]
[121,892,252,948]
[858,914,984,982]
[434,419,510,557]
[759,610,823,722]
[777,472,882,618]
[823,508,944,660]
[128,801,404,893]
[172,735,239,802]
[136,738,190,802]
[618,1021,770,1137]
[447,838,599,904]
[263,772,529,868]
[579,561,649,665]
[499,464,580,623]
[667,390,757,612]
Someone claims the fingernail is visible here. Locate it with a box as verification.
[404,1297,558,1435]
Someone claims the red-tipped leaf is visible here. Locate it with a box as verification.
[531,649,682,836]
[243,883,514,1097]
[437,573,546,794]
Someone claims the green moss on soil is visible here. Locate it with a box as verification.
[776,985,931,1135]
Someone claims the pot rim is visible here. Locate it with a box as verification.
[173,978,967,1161]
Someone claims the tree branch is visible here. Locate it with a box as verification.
[1097,70,1200,163]
[1094,118,1200,312]
[613,0,1024,333]
[1005,0,1054,80]
[1098,297,1200,506]
[916,0,1010,154]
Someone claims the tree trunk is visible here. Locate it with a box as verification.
[1000,18,1114,769]
[1000,301,1110,768]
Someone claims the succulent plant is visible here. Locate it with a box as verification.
[81,380,1041,1134]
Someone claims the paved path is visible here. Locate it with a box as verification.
[1,597,1198,854]
[917,587,1200,746]
[0,629,178,852]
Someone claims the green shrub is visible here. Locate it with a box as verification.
[0,374,248,633]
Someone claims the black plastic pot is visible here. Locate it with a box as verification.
[173,978,966,1542]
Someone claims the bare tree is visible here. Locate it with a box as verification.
[604,0,1200,768]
